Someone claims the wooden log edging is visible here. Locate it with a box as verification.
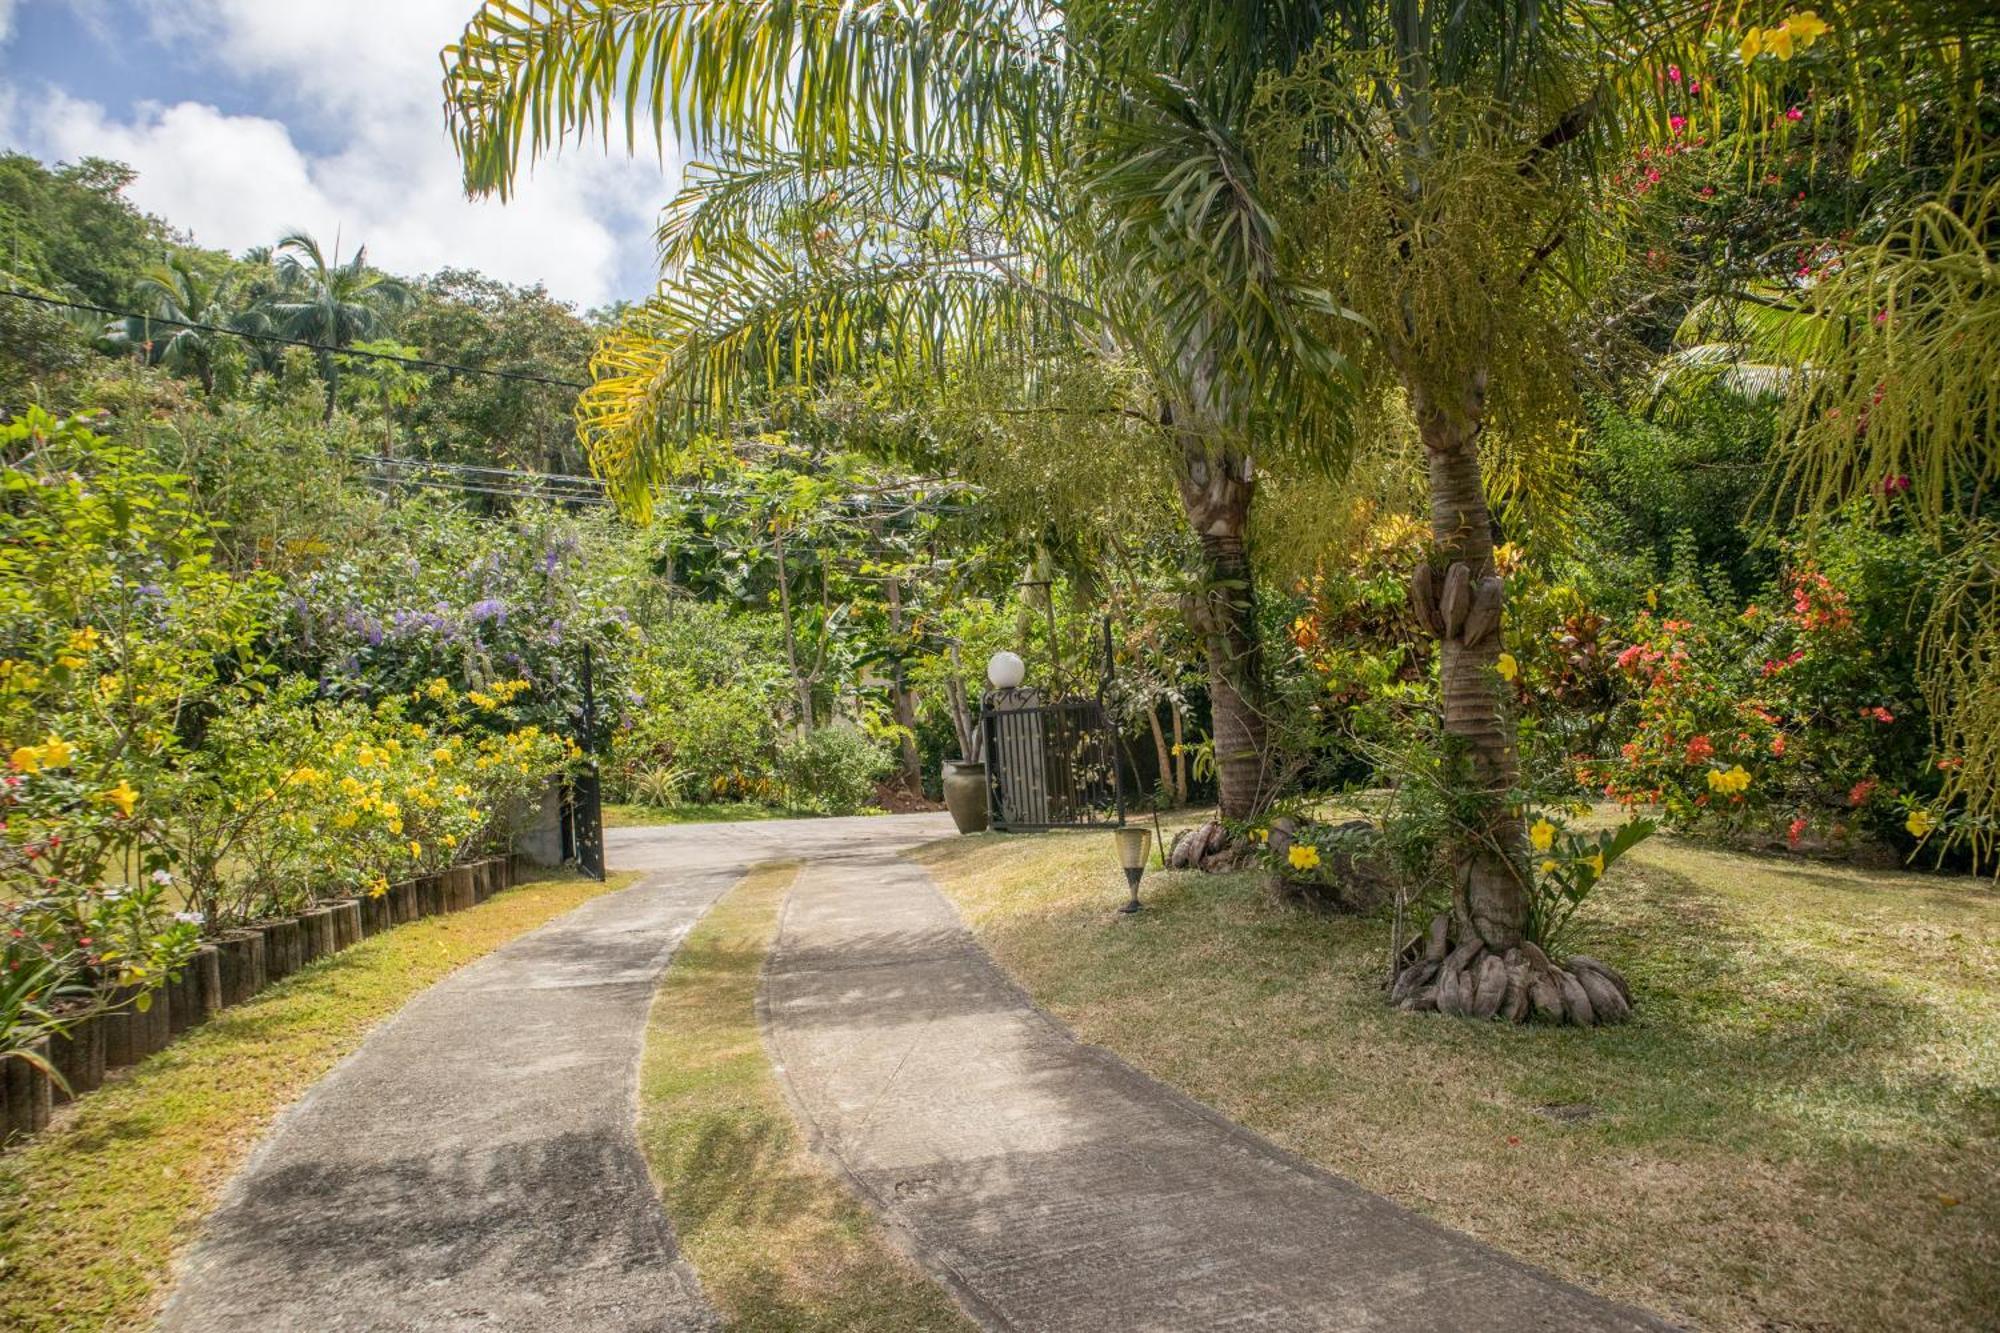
[2,851,529,1153]
[0,1039,53,1146]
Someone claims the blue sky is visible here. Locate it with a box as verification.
[0,1,680,307]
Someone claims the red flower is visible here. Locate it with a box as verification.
[1788,817,1808,847]
[1770,735,1787,757]
[1683,735,1715,765]
[1849,778,1877,808]
[1785,106,1804,122]
[1883,474,1911,495]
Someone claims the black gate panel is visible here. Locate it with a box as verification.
[560,641,606,880]
[562,770,605,880]
[982,696,1123,831]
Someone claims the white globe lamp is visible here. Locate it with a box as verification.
[986,651,1026,690]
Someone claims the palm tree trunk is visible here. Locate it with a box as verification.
[772,524,814,734]
[1147,703,1173,807]
[1415,382,1527,953]
[1174,439,1270,822]
[1171,703,1188,805]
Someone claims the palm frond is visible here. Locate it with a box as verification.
[442,0,1058,200]
[1776,161,2000,529]
[578,237,1084,517]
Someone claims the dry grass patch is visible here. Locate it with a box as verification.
[915,829,2000,1333]
[0,869,634,1333]
[636,862,972,1332]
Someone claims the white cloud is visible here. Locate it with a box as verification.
[0,1,17,44]
[4,1,679,306]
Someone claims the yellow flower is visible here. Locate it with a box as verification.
[67,627,101,653]
[1765,23,1793,59]
[10,745,41,774]
[1540,859,1559,875]
[1586,850,1606,877]
[1530,818,1556,853]
[101,779,139,817]
[1707,765,1753,795]
[408,840,422,859]
[1645,587,1659,609]
[1906,809,1936,838]
[432,747,452,764]
[442,834,457,848]
[1786,9,1829,48]
[1495,653,1519,683]
[1288,844,1321,872]
[388,818,404,835]
[333,811,358,829]
[38,734,74,768]
[1739,25,1764,61]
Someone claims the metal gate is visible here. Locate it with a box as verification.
[560,642,606,880]
[981,695,1124,831]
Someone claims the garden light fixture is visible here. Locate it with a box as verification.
[1113,826,1152,914]
[986,650,1026,690]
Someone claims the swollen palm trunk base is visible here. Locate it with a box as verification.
[1404,556,1633,1025]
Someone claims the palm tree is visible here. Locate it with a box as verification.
[259,230,412,418]
[441,2,1997,1015]
[441,2,1354,824]
[102,255,242,394]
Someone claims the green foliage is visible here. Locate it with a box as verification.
[774,725,890,816]
[0,154,166,306]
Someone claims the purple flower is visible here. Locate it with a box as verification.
[467,598,508,626]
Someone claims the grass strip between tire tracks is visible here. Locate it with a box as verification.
[0,868,634,1332]
[636,861,973,1332]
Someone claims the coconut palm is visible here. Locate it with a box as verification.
[102,255,243,394]
[258,231,413,418]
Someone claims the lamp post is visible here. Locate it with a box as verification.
[1113,826,1152,914]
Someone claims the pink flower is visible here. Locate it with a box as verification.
[1849,778,1877,808]
[1883,474,1911,495]
[1785,106,1804,122]
[1667,64,1682,83]
[1669,114,1687,134]
[1689,79,1702,94]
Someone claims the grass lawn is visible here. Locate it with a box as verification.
[606,801,809,827]
[915,829,2000,1333]
[0,869,633,1333]
[636,862,972,1332]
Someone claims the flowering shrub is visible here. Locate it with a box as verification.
[1,411,580,1077]
[1570,519,1948,851]
[1523,807,1657,953]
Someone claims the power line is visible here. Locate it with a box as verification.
[2,288,589,390]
